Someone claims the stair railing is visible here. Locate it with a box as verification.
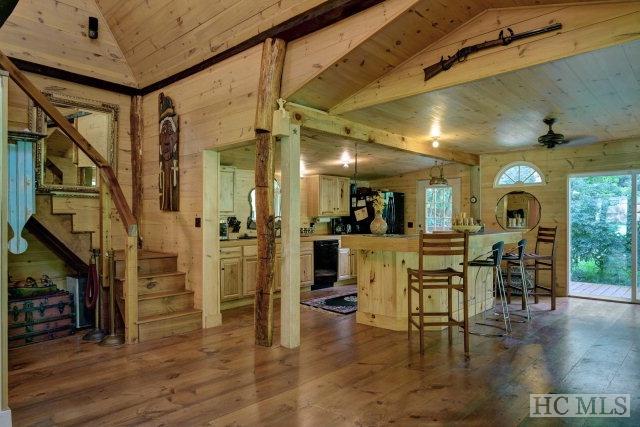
[0,51,139,344]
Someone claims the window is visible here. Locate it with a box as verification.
[494,162,544,187]
[416,178,461,232]
[425,186,453,231]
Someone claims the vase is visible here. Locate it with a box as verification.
[370,211,388,235]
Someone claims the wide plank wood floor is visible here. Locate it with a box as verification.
[8,295,640,426]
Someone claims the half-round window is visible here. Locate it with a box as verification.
[494,162,544,187]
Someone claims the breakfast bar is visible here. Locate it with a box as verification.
[341,231,522,331]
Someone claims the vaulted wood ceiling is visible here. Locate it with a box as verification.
[340,40,640,154]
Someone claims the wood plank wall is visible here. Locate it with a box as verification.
[140,45,262,308]
[369,163,471,234]
[480,138,640,296]
[8,73,133,248]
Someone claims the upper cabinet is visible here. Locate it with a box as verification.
[305,175,350,217]
[219,166,235,214]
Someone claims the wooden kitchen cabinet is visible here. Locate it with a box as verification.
[305,175,351,217]
[300,252,314,286]
[242,257,258,295]
[220,257,242,301]
[338,248,351,281]
[219,166,235,214]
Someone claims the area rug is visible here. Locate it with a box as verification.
[301,293,357,314]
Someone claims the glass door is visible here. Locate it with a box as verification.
[569,173,637,301]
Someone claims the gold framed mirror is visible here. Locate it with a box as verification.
[496,191,541,232]
[29,93,118,195]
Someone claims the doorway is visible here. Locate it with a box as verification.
[568,173,638,302]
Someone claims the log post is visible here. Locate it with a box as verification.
[254,38,286,346]
[130,95,143,247]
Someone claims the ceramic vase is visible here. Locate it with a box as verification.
[370,211,388,235]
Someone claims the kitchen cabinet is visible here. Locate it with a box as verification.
[242,257,258,296]
[219,166,235,214]
[300,252,313,286]
[220,257,242,301]
[305,175,351,217]
[338,248,351,281]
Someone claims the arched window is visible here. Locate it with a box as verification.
[494,162,544,188]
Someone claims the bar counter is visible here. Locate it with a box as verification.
[341,231,522,331]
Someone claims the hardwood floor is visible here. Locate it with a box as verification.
[8,295,640,426]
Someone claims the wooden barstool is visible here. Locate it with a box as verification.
[407,231,469,357]
[523,226,558,310]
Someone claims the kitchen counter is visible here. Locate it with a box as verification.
[220,234,347,247]
[341,231,523,331]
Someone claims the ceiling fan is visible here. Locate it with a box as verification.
[537,118,597,149]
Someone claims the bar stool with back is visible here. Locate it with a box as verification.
[407,231,469,357]
[517,226,557,310]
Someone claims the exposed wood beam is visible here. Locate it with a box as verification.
[254,38,287,347]
[130,95,143,244]
[287,103,479,166]
[9,57,139,96]
[331,2,640,115]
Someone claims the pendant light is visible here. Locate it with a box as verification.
[429,162,448,186]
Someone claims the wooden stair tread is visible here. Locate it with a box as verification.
[138,290,194,301]
[138,308,202,324]
[114,250,178,261]
[115,271,186,282]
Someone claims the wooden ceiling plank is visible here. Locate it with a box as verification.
[331,2,640,115]
[286,102,479,165]
[281,0,420,103]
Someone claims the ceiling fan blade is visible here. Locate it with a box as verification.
[565,135,598,146]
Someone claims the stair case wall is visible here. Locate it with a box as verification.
[115,251,201,342]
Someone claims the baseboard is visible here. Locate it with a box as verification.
[0,408,12,427]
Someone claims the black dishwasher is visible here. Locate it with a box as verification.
[313,240,339,290]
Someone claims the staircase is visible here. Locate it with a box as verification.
[114,251,202,342]
[33,195,98,263]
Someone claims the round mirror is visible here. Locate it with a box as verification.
[496,191,541,232]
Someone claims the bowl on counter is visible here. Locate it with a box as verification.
[452,225,482,233]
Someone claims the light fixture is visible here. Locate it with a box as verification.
[300,159,306,177]
[429,162,448,186]
[432,138,440,148]
[340,151,351,168]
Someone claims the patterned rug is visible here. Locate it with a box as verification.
[301,292,357,314]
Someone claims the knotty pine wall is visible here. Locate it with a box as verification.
[480,138,640,297]
[140,45,262,308]
[369,163,472,235]
[7,73,133,281]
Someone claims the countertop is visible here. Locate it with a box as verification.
[220,234,346,247]
[341,231,522,252]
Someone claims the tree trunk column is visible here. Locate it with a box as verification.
[254,38,286,347]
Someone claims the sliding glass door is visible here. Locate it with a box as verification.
[569,173,638,302]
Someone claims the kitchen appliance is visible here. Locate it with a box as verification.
[349,188,404,234]
[313,240,339,290]
[330,217,352,235]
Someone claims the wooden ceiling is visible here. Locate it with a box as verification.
[220,128,439,180]
[95,0,328,87]
[0,0,135,85]
[339,40,640,154]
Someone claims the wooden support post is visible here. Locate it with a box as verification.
[0,70,12,426]
[280,122,301,348]
[124,229,138,344]
[99,181,112,330]
[203,150,222,328]
[254,38,286,347]
[130,95,143,246]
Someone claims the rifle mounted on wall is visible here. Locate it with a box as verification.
[423,23,562,82]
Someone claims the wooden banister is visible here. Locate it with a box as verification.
[0,50,137,236]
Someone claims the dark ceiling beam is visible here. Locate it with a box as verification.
[0,0,19,28]
[6,0,384,97]
[139,0,384,95]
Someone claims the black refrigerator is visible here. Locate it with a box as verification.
[349,187,404,234]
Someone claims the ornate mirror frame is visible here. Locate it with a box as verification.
[29,92,119,195]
